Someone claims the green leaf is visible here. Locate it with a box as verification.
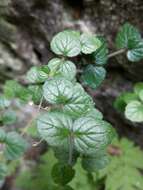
[50,30,81,57]
[116,23,141,49]
[4,80,31,102]
[92,38,108,65]
[125,100,143,122]
[51,163,75,185]
[82,65,106,89]
[54,185,74,190]
[4,132,27,160]
[98,138,143,190]
[80,33,101,54]
[43,78,94,118]
[116,23,143,62]
[2,110,17,125]
[37,112,73,147]
[134,82,143,95]
[0,129,6,142]
[48,58,76,81]
[73,117,114,155]
[85,108,103,120]
[139,90,143,102]
[0,164,7,181]
[53,147,79,166]
[82,153,109,172]
[127,40,143,62]
[26,66,49,83]
[0,96,10,109]
[28,85,43,104]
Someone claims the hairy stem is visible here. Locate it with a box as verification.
[108,48,126,58]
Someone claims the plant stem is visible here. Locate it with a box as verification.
[108,48,126,58]
[68,133,74,166]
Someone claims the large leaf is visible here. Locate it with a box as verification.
[43,78,94,118]
[37,113,114,155]
[82,65,106,89]
[4,132,27,160]
[80,33,101,54]
[37,112,73,147]
[85,108,103,120]
[50,30,81,57]
[51,163,75,185]
[92,38,108,65]
[116,23,143,62]
[116,23,141,49]
[73,117,114,155]
[48,58,76,81]
[125,100,143,122]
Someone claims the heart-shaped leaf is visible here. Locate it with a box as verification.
[73,117,114,155]
[37,112,73,147]
[80,33,101,54]
[48,58,76,81]
[43,78,94,118]
[125,100,143,122]
[50,30,81,57]
[82,65,106,89]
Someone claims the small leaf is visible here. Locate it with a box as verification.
[4,132,27,160]
[73,117,114,155]
[116,23,141,49]
[82,65,106,89]
[37,112,73,147]
[125,100,143,122]
[2,110,17,125]
[80,33,101,54]
[28,85,43,104]
[127,40,143,62]
[4,80,22,98]
[92,38,108,65]
[134,82,143,95]
[139,90,143,102]
[26,66,49,83]
[0,96,10,109]
[48,58,76,81]
[0,129,7,142]
[50,30,81,57]
[51,163,75,185]
[54,185,74,190]
[82,153,109,172]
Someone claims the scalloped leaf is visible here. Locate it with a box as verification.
[43,78,94,118]
[80,33,101,54]
[50,30,81,57]
[26,66,49,83]
[73,117,114,155]
[127,40,143,62]
[92,38,108,65]
[48,58,76,81]
[116,23,143,62]
[37,112,73,147]
[116,23,141,49]
[82,65,106,89]
[125,100,143,122]
[4,132,27,160]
